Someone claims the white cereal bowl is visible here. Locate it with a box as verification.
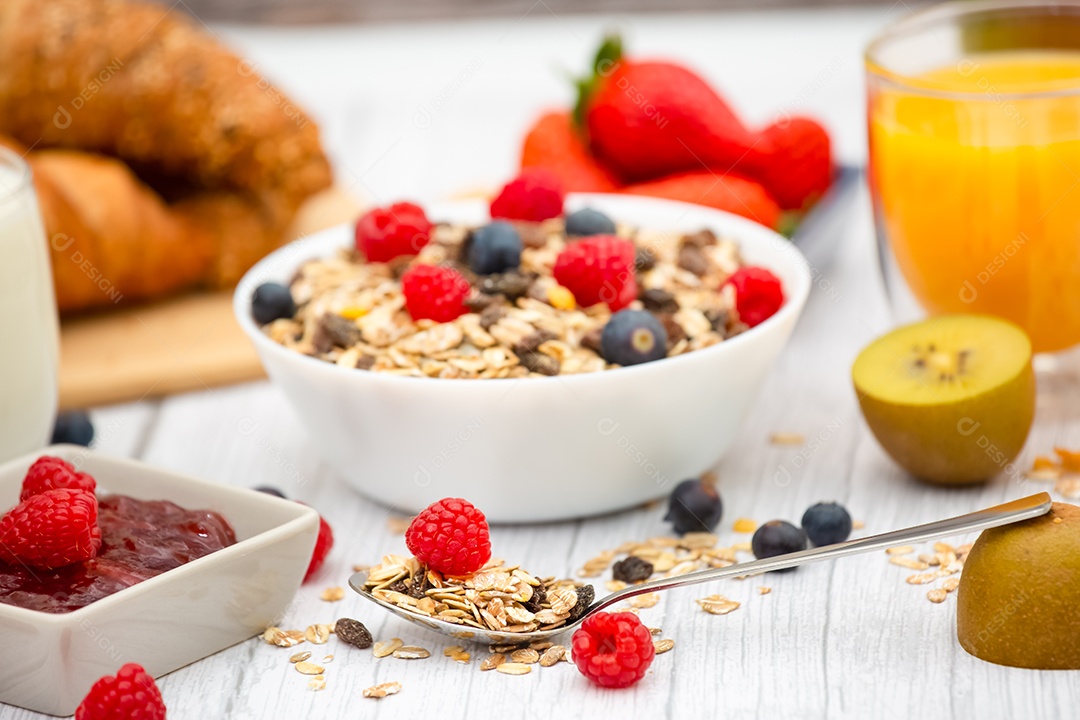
[0,445,319,717]
[234,194,811,523]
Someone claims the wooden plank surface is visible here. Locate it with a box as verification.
[57,187,362,410]
[8,8,1080,720]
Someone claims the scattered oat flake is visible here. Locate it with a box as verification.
[363,681,402,699]
[852,519,865,530]
[1055,517,1065,524]
[942,577,961,592]
[289,651,311,664]
[886,546,914,555]
[295,661,325,675]
[373,638,403,658]
[628,592,660,609]
[352,564,371,573]
[653,638,675,655]
[649,627,663,636]
[307,675,326,692]
[1033,455,1058,471]
[732,542,752,553]
[393,645,431,659]
[262,627,304,648]
[539,646,566,666]
[906,573,940,585]
[320,586,345,602]
[769,432,805,446]
[305,624,331,645]
[696,595,740,615]
[387,516,412,534]
[927,588,948,603]
[444,645,464,657]
[757,587,772,596]
[732,517,757,533]
[890,556,929,570]
[510,648,540,664]
[496,662,532,676]
[481,653,506,671]
[322,654,334,663]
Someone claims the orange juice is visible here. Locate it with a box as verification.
[869,51,1080,353]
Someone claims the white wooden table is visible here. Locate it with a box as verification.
[10,7,1080,718]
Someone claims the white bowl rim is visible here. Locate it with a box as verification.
[0,445,319,624]
[233,193,812,388]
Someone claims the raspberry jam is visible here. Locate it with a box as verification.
[0,495,235,613]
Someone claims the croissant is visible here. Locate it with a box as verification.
[0,0,333,312]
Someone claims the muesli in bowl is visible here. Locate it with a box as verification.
[251,171,785,379]
[234,186,810,522]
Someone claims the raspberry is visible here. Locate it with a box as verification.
[355,202,433,263]
[401,264,472,323]
[571,611,655,688]
[303,513,334,583]
[405,497,491,576]
[490,169,564,222]
[75,663,166,720]
[20,455,96,502]
[725,266,784,328]
[553,235,636,310]
[0,489,101,569]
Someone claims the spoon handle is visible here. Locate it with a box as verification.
[591,492,1052,614]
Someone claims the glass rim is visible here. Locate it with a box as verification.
[0,145,32,204]
[865,0,1080,101]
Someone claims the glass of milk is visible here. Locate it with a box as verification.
[0,147,58,463]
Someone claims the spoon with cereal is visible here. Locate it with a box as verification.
[348,492,1050,645]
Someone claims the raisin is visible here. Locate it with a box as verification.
[518,350,560,376]
[386,579,409,595]
[580,328,604,356]
[612,556,654,584]
[465,293,500,313]
[568,584,594,622]
[407,573,429,599]
[334,617,373,649]
[678,244,709,276]
[523,582,546,613]
[634,247,657,272]
[656,313,687,351]
[355,354,376,371]
[514,329,558,356]
[479,305,508,330]
[682,229,717,247]
[314,313,361,349]
[641,288,679,314]
[479,271,533,300]
[705,308,730,335]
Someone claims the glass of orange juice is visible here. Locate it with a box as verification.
[867,0,1080,354]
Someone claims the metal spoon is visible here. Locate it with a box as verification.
[348,492,1051,645]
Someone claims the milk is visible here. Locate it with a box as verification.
[0,153,58,463]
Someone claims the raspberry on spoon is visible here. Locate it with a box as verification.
[405,497,492,576]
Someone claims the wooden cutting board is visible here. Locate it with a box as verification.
[58,187,363,410]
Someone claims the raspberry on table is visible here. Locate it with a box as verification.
[20,455,96,502]
[571,611,655,688]
[355,201,433,263]
[303,512,335,583]
[490,169,565,222]
[724,265,784,328]
[552,235,637,310]
[405,497,492,576]
[0,488,101,569]
[75,663,166,720]
[401,264,472,323]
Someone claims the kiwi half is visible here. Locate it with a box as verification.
[852,315,1035,484]
[958,502,1080,669]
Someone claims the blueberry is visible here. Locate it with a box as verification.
[801,502,852,546]
[664,478,723,535]
[252,282,297,325]
[600,310,668,366]
[751,520,809,572]
[254,486,288,499]
[50,410,94,446]
[565,208,616,237]
[468,221,522,275]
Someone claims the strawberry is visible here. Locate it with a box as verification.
[751,117,833,211]
[621,172,781,230]
[520,111,621,193]
[0,489,101,569]
[576,36,758,183]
